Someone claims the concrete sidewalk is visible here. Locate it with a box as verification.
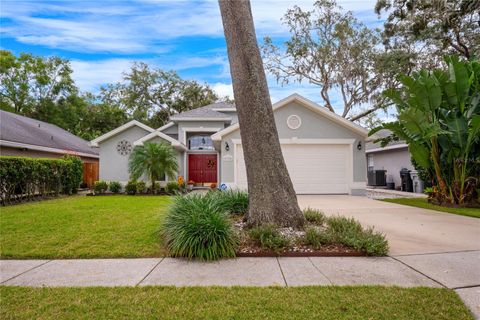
[1,251,479,317]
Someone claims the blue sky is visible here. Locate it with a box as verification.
[1,0,384,114]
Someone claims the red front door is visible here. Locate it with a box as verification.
[188,154,218,184]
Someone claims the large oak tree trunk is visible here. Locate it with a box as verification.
[219,0,304,228]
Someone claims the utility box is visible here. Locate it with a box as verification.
[368,170,387,186]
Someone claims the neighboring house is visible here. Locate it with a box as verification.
[0,110,99,187]
[365,129,420,191]
[91,94,369,195]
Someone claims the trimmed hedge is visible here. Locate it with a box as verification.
[0,155,83,205]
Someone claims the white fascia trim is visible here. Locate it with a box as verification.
[231,138,355,145]
[157,122,175,132]
[0,140,99,159]
[212,93,369,141]
[90,120,154,147]
[366,143,408,153]
[212,108,236,112]
[133,131,187,150]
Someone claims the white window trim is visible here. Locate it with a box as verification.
[181,127,222,145]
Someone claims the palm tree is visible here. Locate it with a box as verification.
[129,142,178,191]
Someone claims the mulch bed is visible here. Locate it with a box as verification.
[233,218,366,257]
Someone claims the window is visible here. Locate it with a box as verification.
[188,135,214,150]
[367,154,374,171]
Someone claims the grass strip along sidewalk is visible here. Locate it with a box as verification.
[381,198,480,218]
[0,286,473,320]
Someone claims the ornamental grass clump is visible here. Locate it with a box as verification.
[303,208,326,225]
[207,189,249,215]
[326,216,388,256]
[249,224,290,252]
[162,194,238,260]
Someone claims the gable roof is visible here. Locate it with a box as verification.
[169,102,235,121]
[0,110,98,157]
[133,130,187,150]
[211,94,369,141]
[90,120,154,147]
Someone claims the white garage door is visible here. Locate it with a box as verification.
[236,144,350,194]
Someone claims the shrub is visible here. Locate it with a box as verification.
[109,181,122,194]
[152,182,161,194]
[303,208,326,225]
[326,216,388,256]
[162,194,238,260]
[249,224,289,252]
[165,181,179,194]
[93,181,108,194]
[208,189,249,215]
[304,227,334,249]
[136,181,146,194]
[125,181,137,195]
[0,156,83,204]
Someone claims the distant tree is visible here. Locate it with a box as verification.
[99,62,220,128]
[129,142,179,190]
[219,0,305,228]
[262,0,390,121]
[0,50,77,115]
[375,0,480,64]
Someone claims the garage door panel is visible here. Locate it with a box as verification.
[235,144,349,194]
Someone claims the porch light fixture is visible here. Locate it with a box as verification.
[357,141,362,150]
[225,142,230,151]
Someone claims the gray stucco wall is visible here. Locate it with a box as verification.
[98,126,152,182]
[368,147,413,188]
[219,101,366,193]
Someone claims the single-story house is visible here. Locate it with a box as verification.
[0,110,99,187]
[90,94,369,195]
[366,129,423,193]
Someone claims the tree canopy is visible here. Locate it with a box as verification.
[0,51,223,140]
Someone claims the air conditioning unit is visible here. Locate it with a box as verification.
[367,170,387,186]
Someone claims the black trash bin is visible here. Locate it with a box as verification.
[399,168,413,192]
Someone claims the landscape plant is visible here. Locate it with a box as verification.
[303,208,326,225]
[165,181,179,194]
[128,142,178,193]
[0,156,83,204]
[207,189,249,215]
[136,181,146,194]
[161,194,238,260]
[248,224,290,252]
[371,56,480,205]
[125,181,137,195]
[93,181,108,194]
[108,181,122,194]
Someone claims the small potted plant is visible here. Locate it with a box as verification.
[187,180,195,191]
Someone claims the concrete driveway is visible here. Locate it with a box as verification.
[297,195,480,255]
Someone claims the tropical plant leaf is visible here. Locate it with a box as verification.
[408,142,431,169]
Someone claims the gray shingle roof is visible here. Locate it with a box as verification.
[0,110,98,156]
[366,129,407,151]
[170,102,235,120]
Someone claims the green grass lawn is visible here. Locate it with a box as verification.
[381,198,480,218]
[0,195,172,259]
[0,286,473,320]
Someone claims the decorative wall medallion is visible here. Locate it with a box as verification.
[116,140,132,156]
[287,115,302,130]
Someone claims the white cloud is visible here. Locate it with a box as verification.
[70,59,134,92]
[212,82,234,99]
[1,0,380,53]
